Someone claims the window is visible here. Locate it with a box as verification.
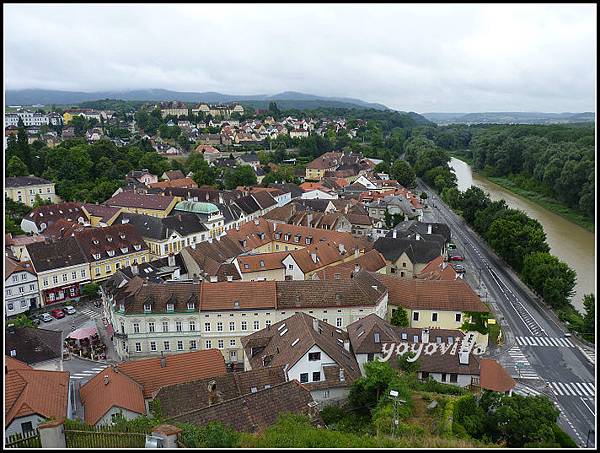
[105,264,111,273]
[230,339,236,347]
[95,267,101,276]
[308,352,321,361]
[133,323,140,333]
[150,341,157,351]
[422,371,429,379]
[19,287,24,293]
[205,322,211,332]
[166,303,174,312]
[413,311,420,321]
[218,339,224,349]
[164,341,170,351]
[455,313,462,322]
[241,321,247,331]
[229,321,235,331]
[205,340,212,349]
[8,303,14,311]
[374,332,380,343]
[21,421,33,435]
[447,336,454,344]
[148,322,155,333]
[72,271,77,280]
[441,373,447,382]
[29,284,35,291]
[312,371,321,382]
[187,302,195,310]
[450,373,458,383]
[217,322,223,332]
[300,373,309,383]
[176,321,182,332]
[177,340,184,351]
[432,312,438,322]
[43,278,48,287]
[53,275,58,284]
[21,273,26,281]
[162,321,169,332]
[190,340,197,350]
[436,336,442,344]
[336,318,342,328]
[367,352,375,362]
[135,342,142,352]
[81,269,86,278]
[144,304,152,313]
[189,321,196,331]
[253,320,260,330]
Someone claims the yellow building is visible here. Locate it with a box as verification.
[105,192,180,218]
[81,204,123,227]
[5,176,60,207]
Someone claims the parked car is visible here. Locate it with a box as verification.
[64,305,76,315]
[41,313,53,322]
[29,314,41,326]
[448,242,457,250]
[449,255,464,261]
[564,332,572,338]
[452,263,466,273]
[51,308,65,319]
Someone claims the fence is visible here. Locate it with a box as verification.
[5,430,42,448]
[64,425,147,448]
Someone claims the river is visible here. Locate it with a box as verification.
[449,157,595,312]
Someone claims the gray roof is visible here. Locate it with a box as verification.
[374,237,443,264]
[6,176,53,188]
[27,237,87,273]
[116,212,208,240]
[390,221,451,243]
[5,327,63,365]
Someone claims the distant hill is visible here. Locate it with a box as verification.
[5,88,389,111]
[423,111,595,125]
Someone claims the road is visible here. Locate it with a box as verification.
[418,179,596,448]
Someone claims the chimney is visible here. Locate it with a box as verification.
[343,340,350,352]
[168,254,175,267]
[254,219,260,226]
[131,264,139,275]
[338,243,345,254]
[209,276,218,283]
[311,252,318,264]
[354,264,361,275]
[312,318,319,332]
[160,355,167,368]
[103,375,110,385]
[392,229,397,239]
[218,193,224,204]
[208,237,213,244]
[427,224,432,235]
[226,275,233,282]
[422,328,430,344]
[458,351,469,365]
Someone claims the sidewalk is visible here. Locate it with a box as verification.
[95,317,120,363]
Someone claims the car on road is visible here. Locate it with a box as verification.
[449,254,464,261]
[452,264,466,273]
[51,308,65,319]
[64,305,77,315]
[564,332,572,338]
[41,313,53,322]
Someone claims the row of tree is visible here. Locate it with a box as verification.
[404,134,457,192]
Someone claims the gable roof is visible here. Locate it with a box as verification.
[242,312,361,387]
[116,350,227,398]
[5,327,63,365]
[313,249,386,280]
[154,367,287,418]
[374,273,489,312]
[479,359,516,393]
[5,362,69,427]
[80,366,146,425]
[116,212,208,240]
[6,176,53,188]
[373,237,443,264]
[104,192,176,211]
[168,380,321,433]
[74,223,148,262]
[5,257,36,280]
[236,252,288,274]
[200,281,278,311]
[27,236,88,273]
[25,202,86,229]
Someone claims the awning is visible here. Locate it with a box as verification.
[68,325,98,340]
[106,323,114,336]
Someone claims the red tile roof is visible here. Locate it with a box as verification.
[479,359,516,393]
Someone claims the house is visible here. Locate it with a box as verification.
[313,249,387,281]
[416,256,459,281]
[159,101,188,118]
[20,202,87,235]
[374,273,490,351]
[5,356,71,437]
[235,251,288,281]
[194,144,220,155]
[148,178,198,190]
[4,233,46,262]
[242,312,361,406]
[5,176,59,207]
[116,212,209,258]
[103,192,179,218]
[236,152,261,170]
[161,170,186,181]
[373,233,445,278]
[180,235,244,282]
[301,188,339,200]
[268,183,304,200]
[86,127,104,142]
[168,380,321,432]
[102,271,388,363]
[81,204,123,227]
[5,257,41,314]
[26,237,90,306]
[173,200,226,239]
[152,367,288,418]
[5,326,64,371]
[73,223,150,282]
[305,152,343,181]
[125,169,158,186]
[61,126,75,140]
[290,129,310,139]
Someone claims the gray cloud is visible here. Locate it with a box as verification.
[4,4,596,112]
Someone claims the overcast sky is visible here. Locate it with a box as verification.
[4,3,596,112]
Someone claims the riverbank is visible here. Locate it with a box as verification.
[449,153,595,232]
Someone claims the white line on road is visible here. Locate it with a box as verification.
[580,398,596,416]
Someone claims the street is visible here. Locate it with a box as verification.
[418,179,596,448]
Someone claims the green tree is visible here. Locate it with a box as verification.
[348,360,399,416]
[389,160,416,188]
[458,186,490,225]
[390,307,409,327]
[187,154,217,187]
[396,351,421,373]
[419,191,428,200]
[10,314,35,328]
[521,252,577,308]
[82,283,100,298]
[223,165,257,190]
[582,294,595,340]
[7,156,29,176]
[5,215,24,235]
[460,311,490,335]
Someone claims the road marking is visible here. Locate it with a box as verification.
[580,397,595,416]
[549,382,595,397]
[581,382,595,394]
[515,336,575,348]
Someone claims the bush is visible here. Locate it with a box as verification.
[552,423,578,447]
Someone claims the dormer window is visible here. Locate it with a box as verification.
[107,236,113,242]
[244,264,249,269]
[93,253,101,260]
[259,260,265,267]
[275,233,281,240]
[166,303,174,312]
[119,304,125,312]
[133,244,141,251]
[120,247,128,254]
[144,303,152,313]
[284,234,290,241]
[119,234,126,239]
[93,239,99,245]
[107,250,115,257]
[306,237,312,245]
[187,302,195,310]
[234,300,240,309]
[294,234,300,243]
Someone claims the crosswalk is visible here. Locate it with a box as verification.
[548,381,596,397]
[577,346,596,365]
[513,382,543,397]
[507,346,540,380]
[516,336,574,347]
[69,366,106,380]
[79,307,101,319]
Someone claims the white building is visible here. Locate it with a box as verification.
[5,257,41,315]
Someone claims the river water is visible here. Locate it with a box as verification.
[449,157,595,312]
